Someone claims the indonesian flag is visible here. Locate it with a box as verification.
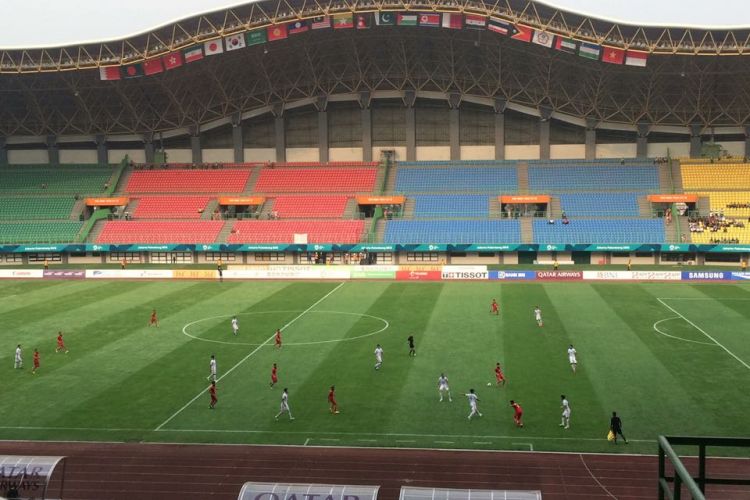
[625,50,648,67]
[143,58,164,75]
[225,34,246,51]
[267,24,288,41]
[442,13,462,29]
[602,46,625,64]
[162,51,184,70]
[99,66,121,81]
[511,24,533,42]
[204,39,224,56]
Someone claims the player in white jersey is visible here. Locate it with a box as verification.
[231,316,239,336]
[438,373,452,402]
[567,344,578,374]
[560,394,571,429]
[534,306,543,327]
[374,344,383,370]
[14,344,22,369]
[207,354,217,382]
[275,388,294,420]
[465,389,482,419]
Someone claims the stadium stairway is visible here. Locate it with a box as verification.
[258,199,275,219]
[69,199,85,221]
[344,198,359,218]
[696,197,711,214]
[488,197,503,218]
[520,217,533,243]
[86,220,107,243]
[637,196,652,217]
[124,199,140,215]
[517,161,530,193]
[201,199,219,220]
[658,162,673,192]
[677,215,691,242]
[246,166,264,192]
[670,160,684,193]
[114,167,133,193]
[217,222,236,243]
[402,198,415,218]
[549,197,562,218]
[384,163,398,193]
[375,218,387,242]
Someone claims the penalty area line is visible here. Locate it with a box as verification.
[154,282,346,431]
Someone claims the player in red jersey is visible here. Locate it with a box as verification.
[32,349,40,374]
[55,332,68,353]
[270,363,278,387]
[209,381,217,409]
[495,362,506,387]
[510,400,524,427]
[149,309,158,327]
[274,328,282,349]
[328,385,339,414]
[490,299,499,316]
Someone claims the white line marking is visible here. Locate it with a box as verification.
[657,298,750,300]
[304,438,310,446]
[579,454,617,499]
[473,441,492,445]
[434,440,454,444]
[652,317,718,346]
[658,298,750,371]
[513,442,534,451]
[155,282,346,431]
[358,439,377,442]
[395,440,417,443]
[317,438,341,442]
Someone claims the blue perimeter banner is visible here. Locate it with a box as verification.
[681,271,732,281]
[489,270,536,280]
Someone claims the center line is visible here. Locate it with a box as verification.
[155,282,345,431]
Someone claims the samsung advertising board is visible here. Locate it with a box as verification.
[682,271,731,281]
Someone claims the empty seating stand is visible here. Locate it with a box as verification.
[384,220,521,244]
[227,220,365,243]
[395,167,518,193]
[532,219,665,244]
[528,165,659,192]
[271,196,349,218]
[253,168,377,193]
[96,221,224,243]
[412,195,490,218]
[0,197,76,220]
[681,164,750,190]
[125,170,251,193]
[133,196,212,219]
[0,222,83,243]
[558,193,643,217]
[0,166,113,193]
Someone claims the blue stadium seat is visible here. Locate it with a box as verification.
[412,195,490,218]
[528,166,659,192]
[384,220,521,244]
[532,219,665,244]
[558,193,643,217]
[395,168,518,193]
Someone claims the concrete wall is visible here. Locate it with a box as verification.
[202,148,234,163]
[722,141,745,157]
[329,147,363,161]
[647,143,690,158]
[108,149,145,163]
[449,253,501,264]
[416,146,450,161]
[164,149,192,163]
[286,148,319,162]
[550,144,586,159]
[8,150,48,164]
[610,253,657,265]
[59,150,98,164]
[460,145,495,160]
[595,143,638,158]
[505,145,540,160]
[501,252,519,265]
[245,148,276,162]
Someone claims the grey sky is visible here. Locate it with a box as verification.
[1,0,749,49]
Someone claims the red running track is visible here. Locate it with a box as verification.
[1,441,748,500]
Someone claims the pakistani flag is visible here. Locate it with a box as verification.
[376,12,396,26]
[246,30,267,46]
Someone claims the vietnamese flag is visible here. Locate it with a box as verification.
[267,24,288,41]
[602,46,625,65]
[162,51,184,70]
[143,58,164,75]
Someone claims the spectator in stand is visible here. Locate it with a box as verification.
[548,218,555,225]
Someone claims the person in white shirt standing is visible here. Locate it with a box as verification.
[534,306,543,327]
[207,354,217,382]
[438,373,452,402]
[231,316,239,336]
[560,394,571,429]
[465,389,482,419]
[374,344,383,370]
[14,344,22,369]
[275,388,294,421]
[567,344,578,374]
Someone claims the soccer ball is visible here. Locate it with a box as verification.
[487,382,492,386]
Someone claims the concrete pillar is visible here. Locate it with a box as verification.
[448,93,461,161]
[95,134,108,165]
[0,137,7,166]
[689,123,702,158]
[745,125,750,160]
[232,123,244,163]
[47,135,59,165]
[493,98,507,161]
[318,110,329,163]
[539,107,552,160]
[405,107,416,162]
[584,118,596,160]
[190,127,202,164]
[361,108,372,162]
[144,140,155,163]
[274,114,286,163]
[636,123,650,158]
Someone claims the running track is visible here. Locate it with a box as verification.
[2,441,749,499]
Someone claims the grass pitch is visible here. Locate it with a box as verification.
[1,279,749,455]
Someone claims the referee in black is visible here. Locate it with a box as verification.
[610,411,628,444]
[407,335,416,357]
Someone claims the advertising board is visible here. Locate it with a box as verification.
[488,270,536,280]
[681,271,731,281]
[440,266,488,280]
[0,269,44,278]
[86,269,174,279]
[536,271,583,281]
[395,270,442,281]
[42,269,85,280]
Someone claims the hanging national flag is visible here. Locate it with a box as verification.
[625,50,648,67]
[419,13,440,27]
[122,63,143,79]
[578,42,601,60]
[532,30,554,48]
[487,18,512,35]
[267,24,288,41]
[397,13,418,26]
[554,36,577,53]
[375,12,396,26]
[143,58,164,75]
[356,13,371,29]
[511,24,532,42]
[246,30,267,46]
[288,20,309,35]
[464,14,486,29]
[311,16,331,29]
[183,46,204,63]
[333,13,354,29]
[162,51,184,70]
[225,33,246,51]
[442,13,462,29]
[99,66,121,81]
[204,39,224,56]
[602,46,625,64]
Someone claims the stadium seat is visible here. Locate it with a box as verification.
[0,222,83,243]
[681,164,750,190]
[133,196,212,219]
[528,165,659,192]
[227,220,365,243]
[0,197,76,220]
[532,219,665,244]
[253,168,377,192]
[412,195,490,218]
[125,170,251,193]
[693,192,750,217]
[384,220,521,244]
[395,167,518,193]
[96,221,224,243]
[0,166,113,193]
[558,193,643,217]
[271,196,349,218]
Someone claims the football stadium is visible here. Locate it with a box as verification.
[1,0,750,498]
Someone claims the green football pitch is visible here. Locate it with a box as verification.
[1,279,749,455]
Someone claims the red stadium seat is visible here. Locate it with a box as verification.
[253,168,377,192]
[272,196,349,218]
[125,170,250,193]
[227,220,364,243]
[97,221,224,243]
[133,196,212,219]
